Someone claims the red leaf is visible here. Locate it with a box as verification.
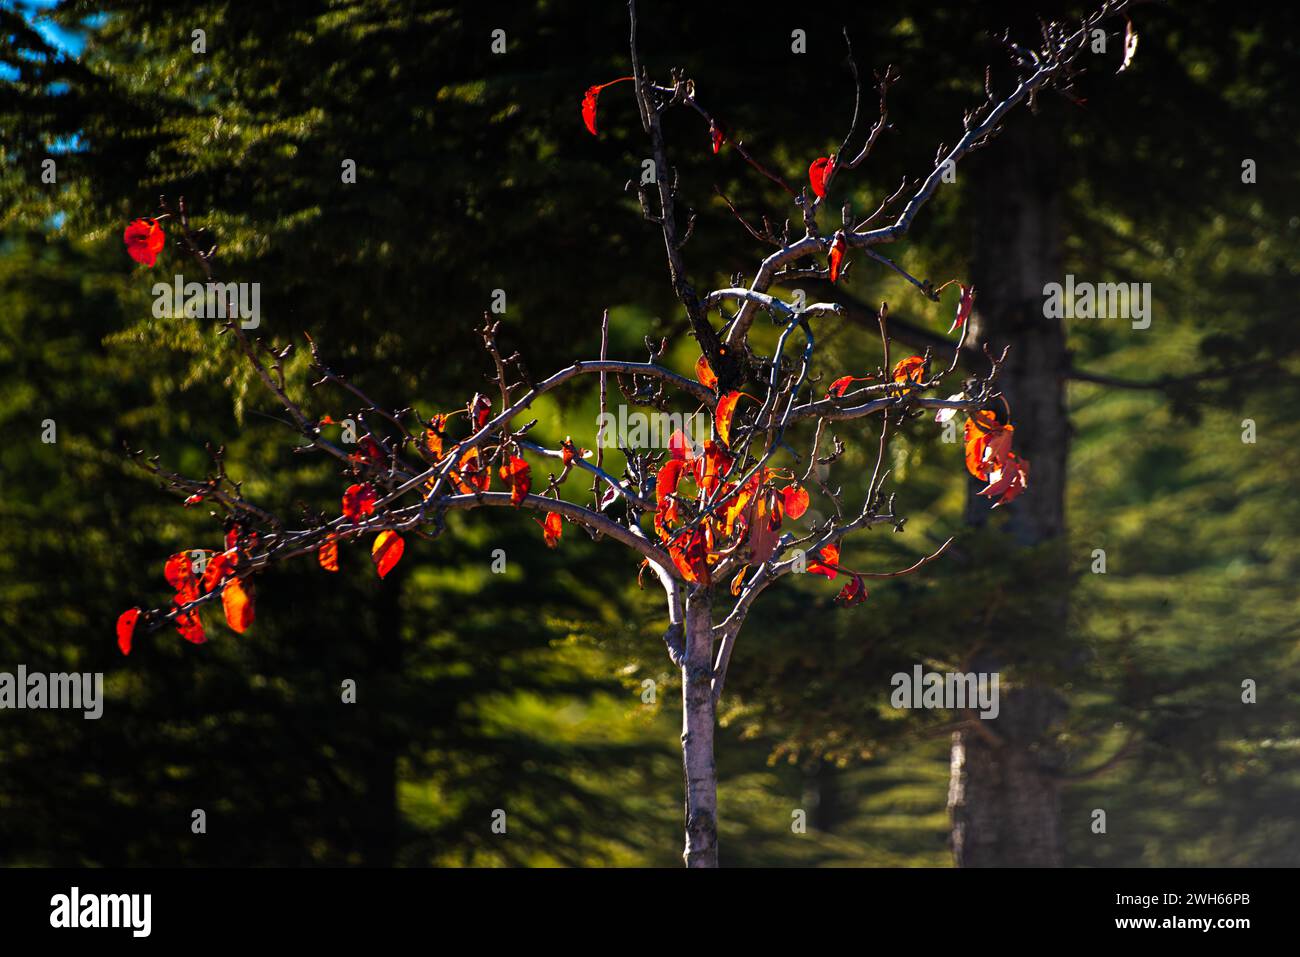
[468,393,492,430]
[349,434,385,468]
[498,454,531,506]
[221,578,254,634]
[657,459,687,505]
[950,284,975,334]
[165,551,202,606]
[174,604,205,644]
[667,428,697,463]
[835,575,868,606]
[581,76,634,136]
[538,511,563,548]
[828,231,847,283]
[782,484,810,519]
[669,529,711,584]
[371,530,405,578]
[808,156,835,199]
[695,440,734,497]
[342,482,378,521]
[123,218,166,267]
[116,608,139,656]
[201,548,237,592]
[978,451,1030,507]
[809,543,840,579]
[709,120,724,154]
[827,375,857,398]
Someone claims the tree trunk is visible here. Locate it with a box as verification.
[681,588,718,867]
[361,569,402,867]
[948,115,1069,867]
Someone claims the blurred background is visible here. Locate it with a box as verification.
[0,0,1297,866]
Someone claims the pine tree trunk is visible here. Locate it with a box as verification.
[948,115,1069,867]
[681,588,719,867]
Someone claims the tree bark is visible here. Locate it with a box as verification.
[681,588,719,867]
[948,115,1069,867]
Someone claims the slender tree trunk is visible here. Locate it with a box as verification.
[681,588,718,867]
[948,116,1069,867]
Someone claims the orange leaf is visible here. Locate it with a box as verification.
[808,156,835,198]
[891,355,927,385]
[828,231,847,282]
[657,459,687,505]
[498,454,531,506]
[372,530,405,578]
[116,608,139,656]
[342,482,378,521]
[695,354,718,390]
[963,411,1013,481]
[174,603,205,644]
[729,566,749,597]
[694,440,734,497]
[782,484,810,519]
[424,414,447,459]
[809,543,840,579]
[319,538,339,573]
[451,447,490,494]
[538,511,563,548]
[715,391,742,446]
[222,578,254,634]
[201,548,237,593]
[164,551,202,605]
[669,529,711,584]
[827,375,857,398]
[123,217,166,267]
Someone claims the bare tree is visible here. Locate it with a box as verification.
[116,0,1134,867]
